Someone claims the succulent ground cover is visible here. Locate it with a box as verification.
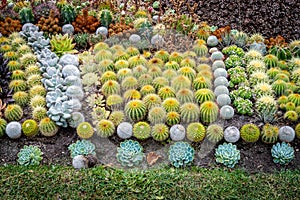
[0,0,299,173]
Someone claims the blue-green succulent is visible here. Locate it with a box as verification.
[271,142,294,165]
[168,142,194,168]
[68,140,96,158]
[116,140,144,167]
[17,145,43,166]
[215,143,240,168]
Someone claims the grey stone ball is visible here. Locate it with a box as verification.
[151,34,164,46]
[170,124,186,141]
[96,27,108,36]
[207,35,219,47]
[129,34,141,43]
[279,126,295,142]
[224,126,240,143]
[6,121,22,139]
[117,122,133,139]
[62,24,74,35]
[72,155,88,169]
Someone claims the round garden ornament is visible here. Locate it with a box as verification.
[117,122,133,139]
[170,124,186,141]
[224,126,240,143]
[62,24,74,35]
[96,27,108,36]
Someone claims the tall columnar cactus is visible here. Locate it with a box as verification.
[19,7,35,24]
[99,9,113,28]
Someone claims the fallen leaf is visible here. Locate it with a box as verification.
[147,152,161,166]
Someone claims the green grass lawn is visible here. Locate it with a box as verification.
[1,165,299,200]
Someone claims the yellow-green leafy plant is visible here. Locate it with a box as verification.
[50,34,78,57]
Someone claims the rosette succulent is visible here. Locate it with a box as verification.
[168,142,194,168]
[215,143,240,168]
[116,140,144,167]
[271,142,294,165]
[17,145,43,166]
[68,140,96,158]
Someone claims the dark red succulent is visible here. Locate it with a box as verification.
[0,53,13,104]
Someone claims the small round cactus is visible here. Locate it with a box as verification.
[152,77,169,90]
[295,123,300,139]
[133,122,151,140]
[180,103,200,123]
[164,61,180,70]
[121,76,139,90]
[168,142,194,168]
[278,126,295,142]
[214,77,229,87]
[101,80,121,96]
[186,122,206,142]
[158,86,176,100]
[178,66,196,81]
[176,88,194,104]
[261,124,279,144]
[117,122,133,139]
[272,80,287,96]
[162,98,180,112]
[194,89,215,104]
[4,104,23,121]
[138,74,153,87]
[284,111,298,122]
[148,106,166,124]
[166,111,181,126]
[224,126,240,143]
[30,95,46,109]
[9,80,27,92]
[240,124,260,143]
[206,124,224,143]
[215,143,240,168]
[142,94,162,110]
[12,91,29,107]
[193,76,211,90]
[288,93,300,107]
[0,118,7,137]
[77,122,94,139]
[6,121,22,139]
[171,75,191,91]
[212,60,225,71]
[29,85,47,97]
[125,100,147,122]
[32,106,47,122]
[151,123,169,141]
[271,142,294,165]
[207,35,218,47]
[199,101,219,124]
[140,85,156,96]
[170,124,186,141]
[214,68,228,78]
[169,51,183,63]
[22,119,38,137]
[96,119,115,138]
[210,51,224,62]
[11,70,25,80]
[39,117,58,137]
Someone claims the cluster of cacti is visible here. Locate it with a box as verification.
[72,9,100,33]
[116,140,144,167]
[240,124,260,143]
[0,17,22,36]
[36,10,61,35]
